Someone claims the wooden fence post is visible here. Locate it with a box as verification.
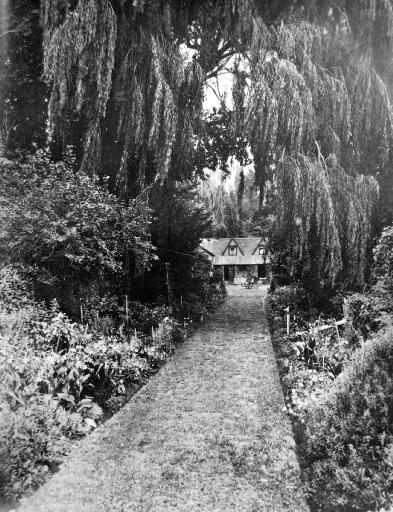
[284,306,290,335]
[125,295,129,324]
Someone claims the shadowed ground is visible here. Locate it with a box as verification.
[18,286,308,512]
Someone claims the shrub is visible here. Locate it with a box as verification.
[343,291,391,339]
[0,265,36,313]
[372,225,393,298]
[177,253,226,317]
[0,150,153,315]
[144,317,179,367]
[268,284,393,511]
[302,328,393,511]
[266,284,307,327]
[212,266,224,283]
[0,395,83,501]
[127,302,173,334]
[0,298,182,504]
[0,329,84,502]
[80,292,174,335]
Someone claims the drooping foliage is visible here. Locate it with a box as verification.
[0,0,47,155]
[5,0,393,295]
[198,165,263,238]
[39,0,257,196]
[274,154,379,291]
[242,14,393,200]
[112,26,204,194]
[228,1,393,290]
[41,0,117,173]
[274,155,342,288]
[199,172,241,238]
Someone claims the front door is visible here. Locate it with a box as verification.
[224,265,235,283]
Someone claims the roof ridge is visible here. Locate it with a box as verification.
[201,237,262,240]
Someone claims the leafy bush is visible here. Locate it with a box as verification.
[302,329,393,511]
[283,366,334,420]
[268,284,393,511]
[187,254,226,310]
[0,294,182,503]
[212,266,224,283]
[372,226,393,298]
[335,227,393,341]
[0,395,83,501]
[343,292,390,339]
[0,327,84,501]
[9,306,178,411]
[144,317,180,367]
[126,302,173,334]
[266,284,307,327]
[173,254,226,323]
[51,334,150,408]
[0,150,153,315]
[0,265,36,313]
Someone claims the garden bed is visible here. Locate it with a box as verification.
[266,284,393,512]
[0,273,227,508]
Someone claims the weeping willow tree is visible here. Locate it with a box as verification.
[42,0,117,175]
[198,173,241,237]
[0,0,9,155]
[275,154,378,290]
[36,0,393,291]
[241,14,393,199]
[0,0,46,156]
[227,1,393,290]
[40,0,255,197]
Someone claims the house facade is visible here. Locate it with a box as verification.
[200,237,271,284]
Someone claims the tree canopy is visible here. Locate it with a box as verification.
[0,150,153,313]
[3,0,393,293]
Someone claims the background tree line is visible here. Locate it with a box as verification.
[3,0,393,301]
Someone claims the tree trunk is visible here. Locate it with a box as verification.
[0,0,9,155]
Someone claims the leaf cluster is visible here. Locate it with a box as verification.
[0,294,181,502]
[0,150,153,306]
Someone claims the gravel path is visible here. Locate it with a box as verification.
[18,286,308,512]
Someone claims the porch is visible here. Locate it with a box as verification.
[222,263,269,284]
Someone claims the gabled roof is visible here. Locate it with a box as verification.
[251,238,265,255]
[221,238,244,256]
[200,237,266,256]
[199,238,231,257]
[200,237,270,265]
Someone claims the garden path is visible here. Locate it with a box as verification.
[18,286,308,512]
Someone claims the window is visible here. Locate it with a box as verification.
[228,244,237,256]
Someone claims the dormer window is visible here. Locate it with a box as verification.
[229,244,237,256]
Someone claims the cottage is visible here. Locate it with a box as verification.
[200,237,271,284]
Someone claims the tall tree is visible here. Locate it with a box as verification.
[39,0,255,196]
[15,0,393,293]
[233,1,393,290]
[1,0,47,155]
